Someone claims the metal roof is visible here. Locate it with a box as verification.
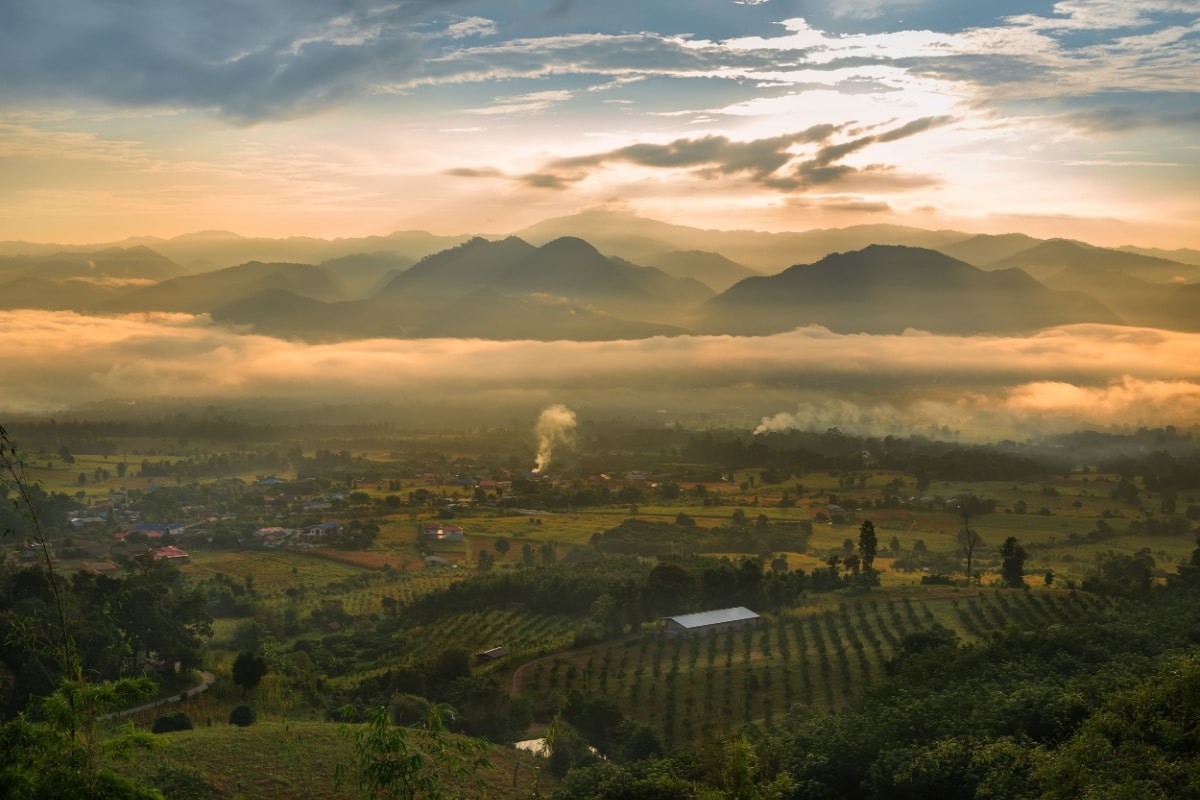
[666,606,760,629]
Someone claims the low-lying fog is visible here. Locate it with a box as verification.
[3,309,1198,439]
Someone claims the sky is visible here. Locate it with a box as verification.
[2,0,1199,248]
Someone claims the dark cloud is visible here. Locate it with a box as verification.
[444,166,505,178]
[826,200,893,213]
[515,116,950,192]
[0,0,468,124]
[518,124,854,190]
[520,172,575,189]
[1056,94,1200,134]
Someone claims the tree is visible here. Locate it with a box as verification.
[493,537,510,556]
[228,705,256,727]
[231,651,268,697]
[858,519,878,572]
[1000,536,1028,588]
[645,562,696,617]
[336,703,490,800]
[475,549,495,572]
[958,507,983,585]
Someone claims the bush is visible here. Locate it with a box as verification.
[150,763,219,800]
[229,705,257,727]
[151,711,194,734]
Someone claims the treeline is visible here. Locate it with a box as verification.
[590,518,813,558]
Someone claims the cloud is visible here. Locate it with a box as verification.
[443,16,498,39]
[0,0,470,124]
[443,166,505,178]
[1,310,1198,438]
[1057,95,1200,134]
[515,117,948,192]
[752,377,1200,438]
[469,89,574,115]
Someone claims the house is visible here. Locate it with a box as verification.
[663,607,762,638]
[154,545,190,563]
[421,522,464,541]
[304,521,344,539]
[424,555,454,568]
[475,646,509,663]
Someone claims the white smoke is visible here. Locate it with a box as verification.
[532,403,576,473]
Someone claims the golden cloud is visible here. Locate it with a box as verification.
[1,310,1198,435]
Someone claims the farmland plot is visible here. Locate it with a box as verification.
[514,589,1135,745]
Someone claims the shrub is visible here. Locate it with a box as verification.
[150,763,219,800]
[151,711,194,734]
[229,705,257,727]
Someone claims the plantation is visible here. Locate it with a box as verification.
[515,588,1137,744]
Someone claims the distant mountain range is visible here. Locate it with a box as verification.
[3,212,1198,339]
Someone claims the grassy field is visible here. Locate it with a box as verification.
[118,720,558,800]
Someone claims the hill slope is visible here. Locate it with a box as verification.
[696,244,1120,335]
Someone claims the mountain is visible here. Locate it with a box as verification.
[645,250,759,292]
[210,289,340,339]
[1118,245,1200,267]
[380,235,713,324]
[986,239,1200,284]
[0,245,184,283]
[0,276,140,311]
[499,237,713,315]
[1155,283,1200,331]
[515,210,969,273]
[428,287,688,340]
[696,245,1120,335]
[318,252,416,298]
[97,261,347,313]
[211,286,687,342]
[1036,264,1191,329]
[937,233,1043,266]
[378,237,537,298]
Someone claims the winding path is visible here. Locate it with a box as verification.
[101,670,216,721]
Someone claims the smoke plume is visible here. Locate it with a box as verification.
[532,404,577,473]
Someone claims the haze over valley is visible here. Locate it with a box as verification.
[3,212,1199,440]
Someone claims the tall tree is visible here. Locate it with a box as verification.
[231,651,268,697]
[959,506,983,585]
[1000,536,1028,588]
[858,520,880,587]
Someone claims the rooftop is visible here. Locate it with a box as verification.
[666,606,760,629]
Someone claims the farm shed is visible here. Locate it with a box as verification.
[475,646,509,663]
[664,606,762,638]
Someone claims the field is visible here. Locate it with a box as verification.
[513,588,1138,746]
[117,720,558,800]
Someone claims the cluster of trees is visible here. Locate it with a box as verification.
[590,517,813,559]
[0,555,211,716]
